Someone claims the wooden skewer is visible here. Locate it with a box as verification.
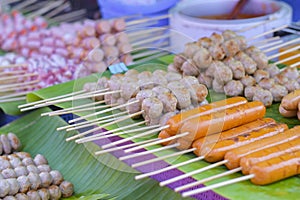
[236,16,276,33]
[182,174,254,197]
[268,44,300,60]
[159,160,228,187]
[132,146,195,168]
[257,39,283,50]
[11,0,37,10]
[135,156,205,180]
[68,99,137,123]
[0,91,30,100]
[250,36,281,46]
[44,1,71,19]
[50,103,114,116]
[21,1,48,13]
[126,14,169,27]
[1,0,21,6]
[263,37,300,53]
[0,70,27,76]
[66,109,125,131]
[119,143,180,161]
[247,24,288,41]
[0,80,39,89]
[0,73,37,82]
[21,89,115,112]
[66,110,144,142]
[0,63,27,69]
[56,12,87,23]
[128,26,169,38]
[101,125,169,149]
[57,111,128,131]
[175,167,242,192]
[133,47,170,60]
[274,54,300,65]
[0,84,37,93]
[76,123,159,144]
[49,9,86,23]
[19,90,86,108]
[131,34,170,47]
[0,96,26,103]
[94,138,160,155]
[290,61,300,68]
[124,131,189,153]
[28,1,65,18]
[42,100,106,116]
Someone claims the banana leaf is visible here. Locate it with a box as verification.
[0,107,186,200]
[1,56,300,199]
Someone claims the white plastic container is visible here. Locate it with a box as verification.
[169,0,292,52]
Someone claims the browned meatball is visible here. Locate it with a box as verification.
[142,97,163,125]
[192,47,212,69]
[213,62,233,84]
[234,36,247,50]
[249,51,269,69]
[244,85,263,101]
[235,52,257,74]
[265,63,280,78]
[280,67,299,79]
[208,44,225,60]
[258,78,275,90]
[197,37,213,48]
[274,73,289,85]
[167,63,181,73]
[210,32,224,45]
[224,80,244,96]
[241,75,256,87]
[212,79,224,93]
[254,69,270,83]
[157,92,177,113]
[222,39,240,57]
[270,84,288,102]
[222,30,238,40]
[181,59,199,76]
[197,73,213,88]
[223,57,245,79]
[285,80,300,92]
[184,42,201,58]
[253,89,273,107]
[173,53,186,71]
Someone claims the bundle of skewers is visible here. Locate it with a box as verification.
[169,28,300,107]
[0,132,74,199]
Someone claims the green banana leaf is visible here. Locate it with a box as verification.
[1,55,300,199]
[0,107,186,200]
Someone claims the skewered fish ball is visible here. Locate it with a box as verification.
[8,156,23,168]
[2,168,17,179]
[22,158,34,167]
[235,51,257,74]
[197,73,213,89]
[224,80,244,96]
[274,73,289,85]
[197,37,213,48]
[222,39,240,57]
[17,176,31,193]
[254,69,270,83]
[0,179,10,197]
[222,30,238,40]
[281,67,299,79]
[241,75,256,87]
[208,44,225,60]
[253,88,273,107]
[223,57,245,80]
[15,193,29,200]
[213,62,233,85]
[38,188,50,200]
[27,165,40,174]
[0,157,11,170]
[158,92,177,113]
[39,172,53,188]
[258,78,275,90]
[27,172,41,190]
[249,51,268,69]
[265,63,280,78]
[184,42,201,58]
[181,59,199,76]
[210,32,224,45]
[173,54,186,71]
[244,85,261,101]
[7,178,19,195]
[142,97,163,125]
[59,181,74,198]
[192,47,212,69]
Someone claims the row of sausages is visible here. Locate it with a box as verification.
[168,30,299,107]
[83,69,208,126]
[158,97,299,185]
[279,89,300,119]
[0,133,74,199]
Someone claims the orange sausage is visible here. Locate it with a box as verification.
[194,123,288,163]
[240,135,300,174]
[249,150,300,185]
[180,101,266,144]
[193,118,276,148]
[225,125,300,170]
[163,96,247,135]
[158,130,174,146]
[281,89,300,110]
[279,104,297,118]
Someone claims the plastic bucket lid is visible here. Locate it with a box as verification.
[98,0,178,15]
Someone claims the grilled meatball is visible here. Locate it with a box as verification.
[2,168,17,179]
[0,179,10,197]
[7,178,19,195]
[197,37,213,48]
[192,47,212,69]
[234,36,247,50]
[265,63,280,78]
[15,166,28,177]
[152,86,170,95]
[33,154,48,166]
[285,80,300,92]
[3,196,17,200]
[258,78,275,90]
[151,73,168,87]
[27,190,41,200]
[173,53,186,71]
[15,193,29,200]
[126,98,141,117]
[1,135,12,154]
[159,112,177,126]
[208,44,225,60]
[39,172,53,188]
[22,158,34,167]
[28,172,41,190]
[7,133,21,151]
[17,176,31,193]
[235,52,257,74]
[223,57,245,79]
[249,51,269,69]
[8,155,23,168]
[213,62,233,84]
[253,89,273,107]
[167,81,191,109]
[184,42,201,58]
[37,165,51,173]
[224,80,244,96]
[27,165,40,174]
[274,73,289,85]
[153,69,167,77]
[136,90,156,102]
[167,63,181,74]
[83,82,97,92]
[254,69,270,83]
[197,73,213,88]
[281,67,299,79]
[210,32,224,45]
[59,181,74,198]
[48,185,62,200]
[138,77,155,90]
[245,46,261,55]
[181,76,200,86]
[270,84,288,102]
[142,97,163,120]
[241,75,256,87]
[222,30,238,40]
[50,170,64,185]
[0,157,11,170]
[212,79,224,93]
[222,39,240,57]
[157,92,177,113]
[165,72,182,82]
[120,81,139,101]
[38,188,50,200]
[124,69,139,77]
[181,59,199,76]
[244,85,263,101]
[15,152,31,160]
